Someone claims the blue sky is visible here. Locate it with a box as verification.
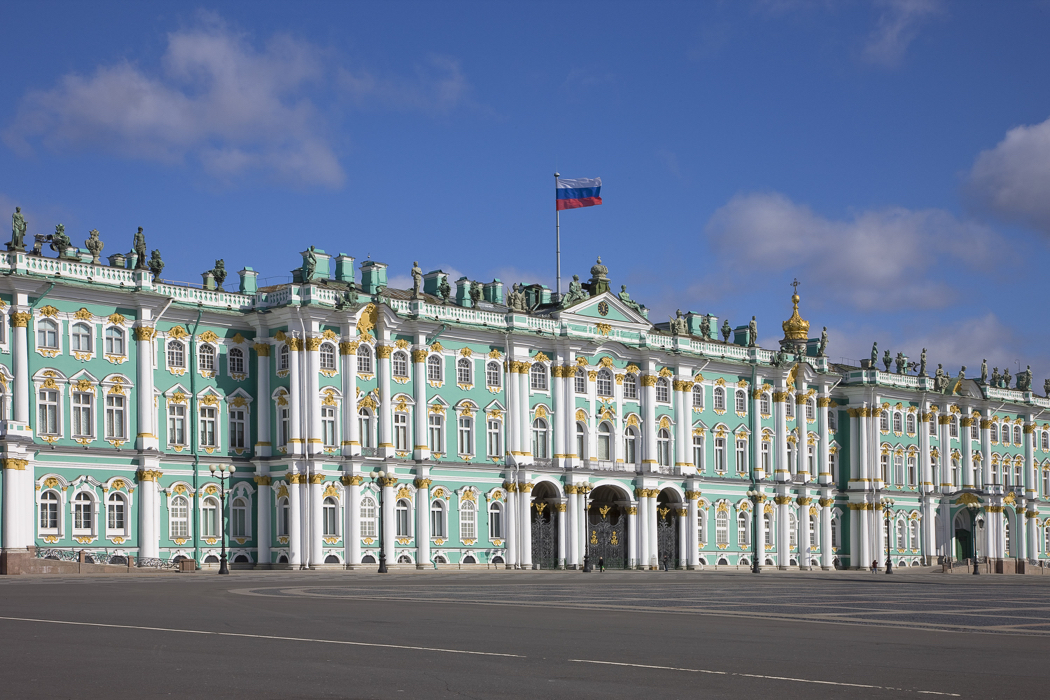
[3,1,1050,381]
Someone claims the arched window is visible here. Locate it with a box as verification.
[430,500,446,538]
[715,510,729,545]
[278,343,289,371]
[713,387,725,411]
[880,452,890,483]
[358,408,373,448]
[168,340,186,369]
[759,392,770,416]
[428,412,444,453]
[37,386,58,436]
[356,344,373,374]
[575,367,586,394]
[488,502,504,539]
[893,412,903,434]
[657,428,671,467]
[829,410,838,432]
[692,433,704,469]
[170,495,189,538]
[532,418,548,459]
[970,420,979,440]
[760,440,771,473]
[951,459,960,487]
[576,422,586,460]
[693,385,704,409]
[323,497,338,537]
[1041,431,1049,451]
[623,373,638,400]
[427,354,442,382]
[596,369,613,397]
[737,511,749,546]
[486,361,500,388]
[1014,426,1022,445]
[460,501,476,540]
[989,422,998,442]
[277,497,289,537]
[625,426,638,464]
[530,363,547,390]
[201,497,219,538]
[896,519,906,550]
[360,496,377,538]
[37,318,58,348]
[105,327,125,356]
[697,510,706,544]
[39,490,59,531]
[734,389,746,414]
[71,323,92,353]
[597,422,612,461]
[655,378,670,403]
[198,344,215,372]
[457,357,472,385]
[1005,518,1012,556]
[319,343,336,371]
[229,347,244,375]
[231,497,247,537]
[906,413,916,434]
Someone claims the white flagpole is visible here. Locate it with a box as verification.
[555,171,561,301]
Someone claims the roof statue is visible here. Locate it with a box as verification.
[980,359,988,384]
[817,326,828,357]
[148,249,164,280]
[9,207,26,252]
[411,261,423,299]
[85,229,103,264]
[560,275,588,308]
[588,256,610,296]
[133,227,148,270]
[617,285,643,314]
[302,246,318,281]
[748,316,757,348]
[721,318,731,342]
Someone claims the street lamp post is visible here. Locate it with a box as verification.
[882,497,895,574]
[209,464,236,575]
[375,470,388,574]
[746,488,762,574]
[967,502,982,575]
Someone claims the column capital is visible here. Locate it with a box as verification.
[340,475,364,486]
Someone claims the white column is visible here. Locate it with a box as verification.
[2,459,28,550]
[506,361,519,460]
[776,496,790,569]
[309,473,324,566]
[774,388,789,482]
[875,503,886,567]
[342,339,359,456]
[413,347,429,461]
[614,368,625,467]
[752,383,763,479]
[288,338,304,456]
[134,324,158,451]
[647,491,658,568]
[137,469,158,558]
[642,372,658,471]
[556,501,567,568]
[797,394,809,482]
[687,489,699,569]
[255,343,272,457]
[345,474,361,568]
[566,484,579,567]
[636,487,648,568]
[12,310,29,424]
[962,416,975,488]
[550,360,563,464]
[820,497,833,570]
[380,476,395,563]
[415,475,431,568]
[287,473,302,566]
[519,363,532,459]
[505,482,518,567]
[306,339,322,456]
[798,496,811,569]
[980,413,993,485]
[586,367,597,464]
[818,397,831,485]
[674,375,690,470]
[578,488,589,565]
[677,506,688,568]
[627,502,639,568]
[519,482,533,568]
[377,344,393,457]
[1025,423,1039,560]
[255,474,271,567]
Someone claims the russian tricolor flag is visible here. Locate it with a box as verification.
[556,177,602,210]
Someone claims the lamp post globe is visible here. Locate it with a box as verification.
[217,464,234,576]
[883,498,894,575]
[746,489,761,574]
[968,503,981,575]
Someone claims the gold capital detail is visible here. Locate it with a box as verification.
[980,419,992,429]
[340,340,360,355]
[340,475,364,486]
[960,417,973,427]
[1,458,28,470]
[136,469,163,482]
[796,496,812,506]
[11,312,30,328]
[308,473,326,484]
[412,350,428,363]
[1024,424,1036,434]
[133,326,156,341]
[376,345,393,359]
[287,337,303,352]
[305,337,323,352]
[565,484,578,494]
[773,495,793,505]
[640,374,658,387]
[817,397,833,408]
[772,391,788,403]
[414,478,433,489]
[287,473,307,484]
[378,476,398,488]
[254,476,272,486]
[818,497,834,507]
[254,343,271,357]
[684,490,702,500]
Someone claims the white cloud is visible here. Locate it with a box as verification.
[893,313,1019,378]
[862,0,943,67]
[965,115,1050,236]
[704,191,996,309]
[4,20,343,188]
[338,54,469,114]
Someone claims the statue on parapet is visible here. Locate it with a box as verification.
[335,283,358,310]
[1044,378,1050,397]
[1003,367,1012,390]
[9,207,26,252]
[918,348,927,377]
[669,309,689,336]
[437,276,451,304]
[980,359,988,384]
[895,352,905,375]
[721,318,731,342]
[50,224,72,258]
[469,280,483,308]
[1019,366,1033,392]
[991,367,1000,388]
[210,259,227,290]
[870,342,878,367]
[411,261,423,299]
[617,285,643,314]
[85,229,103,264]
[933,364,945,391]
[748,316,757,347]
[148,250,164,280]
[818,326,828,357]
[560,275,588,307]
[133,227,148,269]
[882,349,892,372]
[302,246,318,281]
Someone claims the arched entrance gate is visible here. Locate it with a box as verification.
[656,488,683,569]
[531,482,560,569]
[587,485,629,569]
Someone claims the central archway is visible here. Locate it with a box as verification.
[587,484,630,569]
[656,488,683,569]
[531,481,561,569]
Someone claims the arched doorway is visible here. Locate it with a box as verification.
[531,481,560,569]
[953,512,973,560]
[656,488,682,569]
[587,485,629,569]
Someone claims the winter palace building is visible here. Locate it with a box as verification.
[1,240,1047,573]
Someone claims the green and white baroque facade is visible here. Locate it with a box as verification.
[2,246,1048,571]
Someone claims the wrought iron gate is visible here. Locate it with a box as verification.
[656,507,680,569]
[588,505,627,569]
[532,504,558,569]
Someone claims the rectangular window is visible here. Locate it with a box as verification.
[199,405,217,447]
[280,407,290,447]
[735,390,746,414]
[359,411,372,448]
[428,414,444,453]
[323,406,338,448]
[431,506,446,538]
[393,412,408,451]
[169,404,188,446]
[458,417,473,455]
[692,435,703,469]
[735,438,747,472]
[487,419,501,457]
[489,506,503,539]
[229,408,246,449]
[105,394,125,440]
[761,441,771,473]
[107,498,125,531]
[72,391,93,438]
[714,437,726,473]
[38,389,59,435]
[361,498,377,538]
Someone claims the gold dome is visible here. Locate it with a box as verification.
[782,292,810,341]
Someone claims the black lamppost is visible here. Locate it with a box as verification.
[209,464,235,575]
[746,488,763,573]
[882,497,895,574]
[967,502,982,575]
[375,470,389,574]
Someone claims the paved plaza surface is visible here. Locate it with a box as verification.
[0,569,1047,699]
